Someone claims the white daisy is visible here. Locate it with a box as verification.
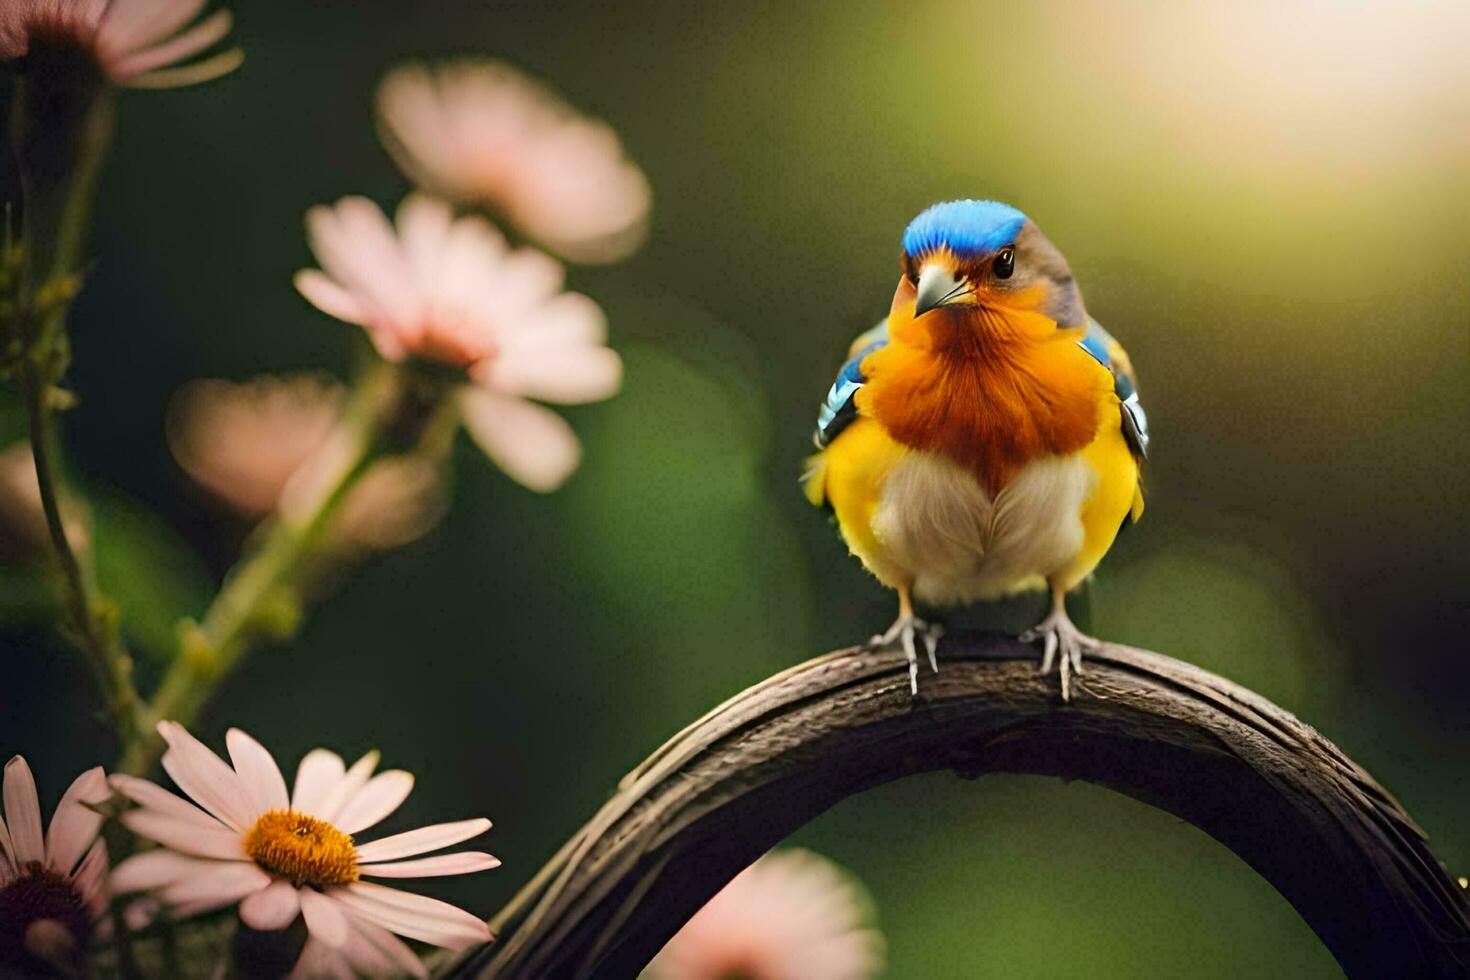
[0,756,111,974]
[295,193,622,492]
[647,849,885,980]
[109,723,497,977]
[377,60,650,264]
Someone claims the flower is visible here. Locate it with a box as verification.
[0,442,89,564]
[0,0,242,88]
[295,194,622,492]
[647,849,884,980]
[109,723,497,976]
[166,375,447,549]
[0,757,111,974]
[377,60,650,263]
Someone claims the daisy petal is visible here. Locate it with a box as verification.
[120,809,247,861]
[111,849,226,894]
[46,766,108,875]
[300,887,351,948]
[157,721,256,832]
[478,344,622,405]
[292,749,346,816]
[3,756,44,864]
[353,818,491,864]
[334,771,414,835]
[288,938,355,980]
[315,751,380,824]
[331,881,490,950]
[73,838,110,915]
[227,728,290,815]
[459,388,581,493]
[294,269,369,325]
[239,878,301,931]
[109,774,224,831]
[108,8,232,80]
[360,851,500,878]
[160,861,271,914]
[351,917,429,978]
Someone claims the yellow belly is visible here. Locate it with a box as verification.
[807,412,1142,602]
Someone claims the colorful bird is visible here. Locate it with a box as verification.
[804,200,1148,699]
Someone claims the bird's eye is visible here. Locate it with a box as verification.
[992,247,1016,280]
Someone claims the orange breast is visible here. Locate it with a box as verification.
[857,285,1111,496]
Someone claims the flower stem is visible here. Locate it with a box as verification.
[9,79,148,743]
[23,360,146,738]
[118,380,389,775]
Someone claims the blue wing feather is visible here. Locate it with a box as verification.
[814,321,888,448]
[1078,318,1150,460]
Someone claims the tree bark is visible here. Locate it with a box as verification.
[445,633,1470,978]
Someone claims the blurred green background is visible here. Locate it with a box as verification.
[4,0,1469,975]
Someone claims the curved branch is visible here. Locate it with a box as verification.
[449,634,1470,979]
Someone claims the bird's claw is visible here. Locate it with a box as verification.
[1021,611,1099,702]
[868,614,944,694]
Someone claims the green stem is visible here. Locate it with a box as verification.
[24,364,145,736]
[119,392,385,775]
[9,79,147,743]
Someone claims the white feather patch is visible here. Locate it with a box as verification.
[872,450,1095,606]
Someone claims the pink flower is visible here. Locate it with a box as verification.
[166,375,446,549]
[295,194,622,492]
[0,0,241,88]
[377,61,651,264]
[109,723,498,977]
[0,442,89,563]
[648,849,885,980]
[0,757,111,974]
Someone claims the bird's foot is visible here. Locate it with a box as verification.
[867,614,944,694]
[1020,609,1099,702]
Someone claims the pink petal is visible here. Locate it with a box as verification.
[107,8,232,80]
[300,888,351,949]
[291,749,345,816]
[157,721,256,832]
[98,0,207,55]
[227,728,290,815]
[395,193,455,287]
[347,917,429,978]
[0,805,13,869]
[502,291,608,349]
[354,818,491,864]
[330,882,490,950]
[120,809,246,861]
[334,771,414,835]
[110,849,218,894]
[45,767,108,875]
[459,388,581,492]
[159,861,272,914]
[314,751,380,825]
[109,774,225,831]
[287,938,355,980]
[3,757,44,864]
[239,879,301,931]
[72,838,110,915]
[478,344,622,405]
[294,269,368,325]
[359,852,500,879]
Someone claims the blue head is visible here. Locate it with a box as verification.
[902,200,1028,263]
[898,199,1085,328]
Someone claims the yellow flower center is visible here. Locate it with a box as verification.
[243,809,359,888]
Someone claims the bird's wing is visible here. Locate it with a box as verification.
[813,319,889,449]
[1078,317,1150,462]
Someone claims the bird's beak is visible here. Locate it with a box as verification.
[914,264,966,317]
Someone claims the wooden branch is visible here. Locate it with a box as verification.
[446,633,1470,979]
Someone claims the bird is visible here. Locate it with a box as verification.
[803,200,1149,700]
